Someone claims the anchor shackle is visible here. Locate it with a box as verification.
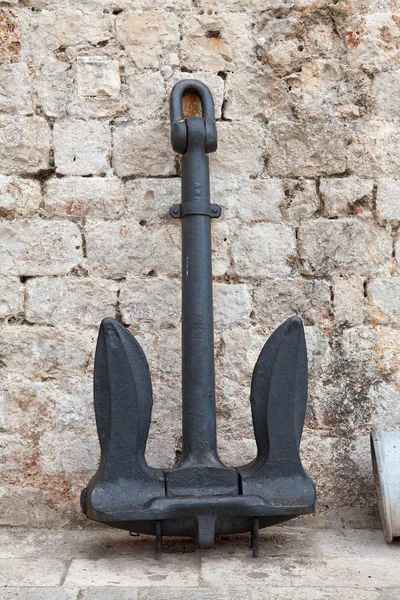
[170,80,218,155]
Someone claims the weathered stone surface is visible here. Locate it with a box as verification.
[0,327,93,380]
[26,7,114,55]
[320,177,374,219]
[211,122,265,177]
[281,179,319,222]
[116,10,180,70]
[376,178,400,220]
[120,277,180,325]
[25,277,118,327]
[298,220,392,277]
[44,177,124,220]
[0,63,33,114]
[0,277,24,319]
[232,223,296,277]
[54,120,111,176]
[214,283,252,328]
[0,176,41,218]
[368,382,400,430]
[169,72,224,119]
[267,119,349,177]
[367,278,400,325]
[86,220,180,278]
[76,57,120,99]
[0,116,50,175]
[374,70,400,119]
[253,279,331,327]
[39,429,98,475]
[225,69,286,121]
[333,276,364,325]
[113,121,175,178]
[124,178,180,224]
[0,220,82,276]
[123,69,165,123]
[348,119,400,177]
[181,14,253,72]
[0,9,20,63]
[35,60,73,119]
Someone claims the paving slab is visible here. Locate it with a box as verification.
[0,589,79,600]
[0,558,67,587]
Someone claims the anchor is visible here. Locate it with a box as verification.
[81,80,316,556]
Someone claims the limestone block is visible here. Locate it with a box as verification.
[211,122,265,178]
[0,63,33,114]
[298,219,392,277]
[349,120,400,177]
[85,220,180,278]
[181,14,253,72]
[124,178,180,224]
[333,276,365,325]
[0,9,21,63]
[376,178,400,220]
[25,277,118,326]
[39,429,98,474]
[253,279,331,327]
[0,220,82,276]
[54,120,111,176]
[76,57,120,99]
[320,177,374,218]
[36,60,73,119]
[0,176,41,218]
[214,283,252,328]
[44,177,124,220]
[267,119,348,177]
[0,277,24,319]
[120,276,180,325]
[374,70,400,119]
[225,70,287,122]
[281,179,319,222]
[0,116,50,175]
[367,278,400,325]
[113,121,175,178]
[231,223,296,277]
[123,69,165,122]
[116,10,180,69]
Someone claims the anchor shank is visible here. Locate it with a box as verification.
[180,117,218,466]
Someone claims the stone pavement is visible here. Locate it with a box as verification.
[0,526,399,599]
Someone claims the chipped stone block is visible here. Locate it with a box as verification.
[0,326,93,380]
[320,177,374,218]
[253,279,331,327]
[267,119,348,177]
[333,276,365,325]
[214,283,252,328]
[0,63,33,114]
[376,178,400,220]
[54,120,111,176]
[76,57,120,99]
[113,121,175,177]
[26,7,114,54]
[0,277,23,319]
[124,178,180,224]
[232,223,296,277]
[181,13,253,72]
[0,220,82,276]
[374,70,400,119]
[36,60,73,119]
[265,39,305,77]
[39,429,98,474]
[281,179,319,222]
[44,177,124,220]
[0,9,20,63]
[25,277,118,327]
[369,382,400,430]
[0,176,41,218]
[225,70,286,122]
[169,72,224,119]
[120,276,180,325]
[348,119,400,177]
[212,220,232,277]
[213,176,283,223]
[211,122,265,178]
[298,220,392,277]
[85,220,180,279]
[123,69,165,122]
[367,278,400,325]
[0,116,50,175]
[116,10,180,69]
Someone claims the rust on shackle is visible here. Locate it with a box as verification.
[81,80,316,557]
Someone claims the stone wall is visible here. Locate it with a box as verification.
[0,0,399,528]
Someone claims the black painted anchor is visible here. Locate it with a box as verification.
[81,80,316,556]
